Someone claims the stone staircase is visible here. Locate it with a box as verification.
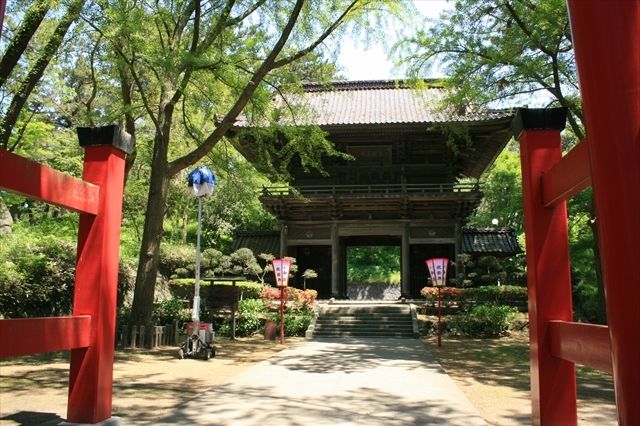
[311,303,417,338]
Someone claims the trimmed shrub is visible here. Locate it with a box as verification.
[448,304,518,337]
[158,243,194,277]
[218,299,266,337]
[420,285,527,306]
[168,279,266,300]
[259,286,317,310]
[152,297,191,325]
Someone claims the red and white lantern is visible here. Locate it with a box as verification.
[425,257,449,286]
[272,258,291,287]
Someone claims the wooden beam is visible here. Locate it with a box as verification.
[0,149,99,215]
[541,141,591,208]
[548,320,612,374]
[0,316,91,357]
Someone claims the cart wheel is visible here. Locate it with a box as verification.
[210,347,216,358]
[202,347,210,360]
[178,348,184,359]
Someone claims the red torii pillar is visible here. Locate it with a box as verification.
[567,2,640,424]
[67,127,133,423]
[513,108,576,425]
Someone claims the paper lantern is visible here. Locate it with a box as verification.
[425,258,449,286]
[187,166,217,197]
[272,258,291,287]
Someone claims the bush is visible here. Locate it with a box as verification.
[158,243,194,277]
[0,234,140,318]
[448,304,518,337]
[283,310,315,336]
[259,286,317,310]
[0,236,76,317]
[218,299,266,337]
[152,297,191,325]
[420,285,527,306]
[168,279,266,300]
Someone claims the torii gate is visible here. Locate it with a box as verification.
[516,2,639,425]
[0,127,133,424]
[0,1,637,425]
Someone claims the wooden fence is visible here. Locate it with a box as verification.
[117,321,183,349]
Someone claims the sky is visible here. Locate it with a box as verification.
[338,1,451,81]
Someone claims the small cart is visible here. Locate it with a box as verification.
[178,322,215,360]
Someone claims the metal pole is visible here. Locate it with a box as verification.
[279,286,285,344]
[193,196,202,338]
[437,286,442,347]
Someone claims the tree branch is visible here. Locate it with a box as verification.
[272,0,359,68]
[168,0,307,175]
[0,0,53,88]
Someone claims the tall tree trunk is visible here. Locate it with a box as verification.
[0,0,53,87]
[129,132,170,344]
[118,64,137,183]
[0,0,85,148]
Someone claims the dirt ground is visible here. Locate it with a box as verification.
[0,337,303,425]
[1,333,618,425]
[422,331,618,426]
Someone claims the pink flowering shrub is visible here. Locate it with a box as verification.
[259,286,317,311]
[420,286,459,302]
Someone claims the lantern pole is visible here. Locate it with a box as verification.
[193,196,202,337]
[426,258,448,348]
[437,285,442,347]
[279,286,285,344]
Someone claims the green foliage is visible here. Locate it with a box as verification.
[0,235,76,317]
[0,230,138,318]
[448,304,518,337]
[159,243,194,277]
[259,286,317,311]
[468,143,523,233]
[347,246,400,284]
[218,299,267,338]
[399,0,582,135]
[421,285,527,306]
[152,298,191,325]
[282,309,315,336]
[168,279,266,301]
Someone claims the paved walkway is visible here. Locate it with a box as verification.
[152,338,486,426]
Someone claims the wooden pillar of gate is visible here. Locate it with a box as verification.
[567,2,640,423]
[67,127,133,423]
[513,109,576,425]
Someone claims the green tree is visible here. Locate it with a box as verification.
[468,142,523,233]
[0,0,87,149]
[79,0,396,334]
[400,0,582,137]
[400,0,605,322]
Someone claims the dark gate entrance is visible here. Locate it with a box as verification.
[292,245,332,298]
[345,236,401,300]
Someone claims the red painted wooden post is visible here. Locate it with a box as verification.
[512,108,576,426]
[67,126,133,423]
[567,2,640,423]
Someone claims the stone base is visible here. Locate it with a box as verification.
[59,416,121,426]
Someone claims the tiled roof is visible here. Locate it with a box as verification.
[231,228,521,257]
[238,80,513,127]
[462,227,522,256]
[231,231,280,256]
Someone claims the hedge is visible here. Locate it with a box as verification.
[168,278,266,300]
[420,285,527,305]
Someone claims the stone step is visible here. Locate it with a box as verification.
[319,307,410,315]
[315,325,413,333]
[311,303,417,339]
[316,320,411,327]
[314,331,416,338]
[317,315,410,321]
